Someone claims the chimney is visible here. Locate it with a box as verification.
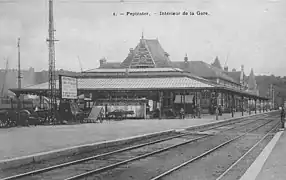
[224,66,228,72]
[99,57,107,66]
[241,65,244,72]
[184,53,188,63]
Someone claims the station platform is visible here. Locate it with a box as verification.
[0,111,262,161]
[240,125,286,180]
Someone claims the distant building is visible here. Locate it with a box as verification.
[96,37,258,93]
[10,36,268,117]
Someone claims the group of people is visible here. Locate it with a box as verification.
[179,105,201,119]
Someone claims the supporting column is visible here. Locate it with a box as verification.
[170,91,174,111]
[195,91,197,106]
[231,94,234,117]
[194,91,197,117]
[249,98,251,115]
[198,91,201,118]
[143,102,147,119]
[259,99,261,113]
[241,96,244,116]
[215,91,219,120]
[16,93,21,126]
[255,99,257,114]
[159,91,163,119]
[183,90,186,113]
[221,92,223,108]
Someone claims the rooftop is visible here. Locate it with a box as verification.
[172,61,239,84]
[83,67,183,73]
[16,76,214,91]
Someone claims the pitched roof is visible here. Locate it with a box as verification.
[84,68,183,73]
[211,56,222,69]
[98,62,121,69]
[120,39,172,68]
[80,77,214,90]
[145,39,172,67]
[225,71,241,83]
[17,76,214,91]
[225,69,250,84]
[247,68,258,90]
[172,61,238,84]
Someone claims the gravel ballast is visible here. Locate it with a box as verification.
[83,119,277,180]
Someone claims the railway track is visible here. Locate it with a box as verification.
[0,114,274,180]
[151,117,279,180]
[214,125,277,180]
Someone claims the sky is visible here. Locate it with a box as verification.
[0,0,285,76]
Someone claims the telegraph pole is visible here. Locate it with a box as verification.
[17,38,22,125]
[17,38,21,89]
[46,0,58,123]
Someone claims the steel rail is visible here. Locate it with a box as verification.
[63,118,270,180]
[150,119,276,180]
[1,116,263,180]
[1,117,257,180]
[215,122,280,180]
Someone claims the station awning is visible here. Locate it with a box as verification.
[10,77,214,92]
[9,76,268,100]
[79,77,214,90]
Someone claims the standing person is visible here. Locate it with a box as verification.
[281,107,285,129]
[192,104,196,118]
[218,105,222,116]
[180,108,185,119]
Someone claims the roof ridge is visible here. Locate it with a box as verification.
[143,39,156,67]
[127,43,140,68]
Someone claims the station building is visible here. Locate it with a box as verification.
[10,36,269,119]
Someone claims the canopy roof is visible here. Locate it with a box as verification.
[10,76,214,92]
[9,75,268,100]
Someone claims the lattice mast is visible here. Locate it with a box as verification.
[47,0,57,114]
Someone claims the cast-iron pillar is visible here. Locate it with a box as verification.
[249,98,251,115]
[16,93,21,126]
[170,91,174,111]
[159,91,163,119]
[231,94,234,118]
[183,90,186,113]
[241,96,244,116]
[215,91,219,120]
[259,99,261,113]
